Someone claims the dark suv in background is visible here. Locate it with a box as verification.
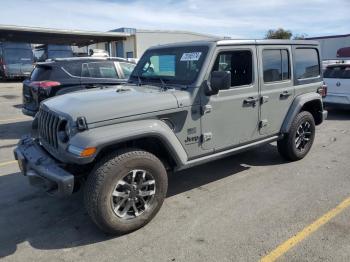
[33,44,73,62]
[22,57,136,116]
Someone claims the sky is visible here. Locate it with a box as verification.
[0,0,349,39]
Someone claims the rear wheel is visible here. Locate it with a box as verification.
[84,149,168,234]
[277,111,315,161]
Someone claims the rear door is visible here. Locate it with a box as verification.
[80,61,125,88]
[258,45,294,135]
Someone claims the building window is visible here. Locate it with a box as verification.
[126,52,134,58]
[116,42,124,58]
[263,49,290,83]
[295,48,320,79]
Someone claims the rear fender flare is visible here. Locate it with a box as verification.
[281,93,323,133]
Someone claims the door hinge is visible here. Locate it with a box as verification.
[201,105,212,115]
[202,132,213,142]
[261,96,269,104]
[259,119,268,129]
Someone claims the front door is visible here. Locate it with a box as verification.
[200,46,260,151]
[258,46,294,135]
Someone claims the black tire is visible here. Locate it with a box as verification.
[277,111,316,161]
[84,149,168,235]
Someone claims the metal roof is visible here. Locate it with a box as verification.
[306,34,350,40]
[0,24,130,46]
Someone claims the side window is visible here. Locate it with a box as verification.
[212,50,253,88]
[81,62,119,79]
[262,49,290,83]
[63,63,82,77]
[294,48,320,79]
[119,62,136,78]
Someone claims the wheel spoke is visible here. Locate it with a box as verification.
[114,198,127,211]
[141,180,155,187]
[112,191,129,198]
[119,200,133,217]
[139,190,156,197]
[132,202,140,216]
[131,170,137,183]
[117,180,132,189]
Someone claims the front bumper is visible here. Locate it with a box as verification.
[13,135,74,197]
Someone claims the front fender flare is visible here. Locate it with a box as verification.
[69,119,188,166]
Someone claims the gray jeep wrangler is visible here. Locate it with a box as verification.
[14,39,327,234]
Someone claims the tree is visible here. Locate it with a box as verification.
[264,28,293,39]
[293,33,308,40]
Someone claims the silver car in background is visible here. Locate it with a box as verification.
[323,62,350,108]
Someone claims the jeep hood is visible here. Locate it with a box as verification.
[43,85,180,124]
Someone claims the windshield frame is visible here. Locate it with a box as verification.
[130,45,210,87]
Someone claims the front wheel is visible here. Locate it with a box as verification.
[84,149,168,234]
[277,111,316,161]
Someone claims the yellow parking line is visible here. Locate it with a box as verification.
[260,197,350,262]
[0,160,17,167]
[0,117,29,123]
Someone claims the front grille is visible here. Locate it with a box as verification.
[37,108,60,149]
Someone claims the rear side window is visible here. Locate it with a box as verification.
[295,48,320,79]
[119,62,136,78]
[324,66,350,79]
[212,50,253,87]
[30,66,52,80]
[262,49,290,83]
[82,62,119,79]
[63,63,82,77]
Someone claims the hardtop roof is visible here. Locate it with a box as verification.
[148,39,320,50]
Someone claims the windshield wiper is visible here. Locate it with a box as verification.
[137,73,143,86]
[158,77,167,91]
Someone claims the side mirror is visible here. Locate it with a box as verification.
[205,71,231,96]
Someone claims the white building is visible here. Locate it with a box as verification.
[307,34,350,60]
[78,28,220,59]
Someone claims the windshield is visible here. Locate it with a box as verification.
[130,45,209,85]
[4,48,33,64]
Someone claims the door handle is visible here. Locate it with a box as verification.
[243,97,258,106]
[280,91,291,98]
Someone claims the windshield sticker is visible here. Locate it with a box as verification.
[180,52,202,61]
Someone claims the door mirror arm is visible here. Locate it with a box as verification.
[204,71,231,96]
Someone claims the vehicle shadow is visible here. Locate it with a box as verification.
[325,108,350,121]
[0,144,285,258]
[0,120,32,140]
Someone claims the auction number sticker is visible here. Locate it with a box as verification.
[180,52,202,61]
